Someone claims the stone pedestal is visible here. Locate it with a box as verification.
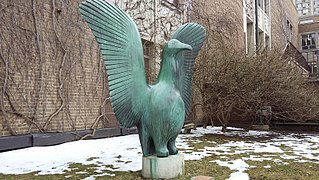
[142,153,184,179]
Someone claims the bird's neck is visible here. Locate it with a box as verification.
[158,54,176,84]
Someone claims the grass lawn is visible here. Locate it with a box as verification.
[0,127,318,179]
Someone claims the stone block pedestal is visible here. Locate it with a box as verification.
[142,153,184,179]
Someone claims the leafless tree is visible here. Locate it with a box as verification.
[191,0,319,132]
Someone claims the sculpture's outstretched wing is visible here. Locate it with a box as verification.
[172,23,206,116]
[79,0,148,127]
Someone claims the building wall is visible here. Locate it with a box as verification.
[271,0,299,49]
[0,0,117,137]
[298,26,319,76]
[190,0,298,59]
[242,0,273,55]
[296,0,319,17]
[243,0,299,52]
[192,0,245,49]
[296,0,319,76]
[0,0,187,137]
[299,21,319,33]
[115,0,189,81]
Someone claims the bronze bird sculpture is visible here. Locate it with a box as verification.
[79,0,206,157]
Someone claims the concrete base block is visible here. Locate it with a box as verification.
[142,153,184,179]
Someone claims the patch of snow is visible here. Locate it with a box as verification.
[188,126,277,138]
[273,159,283,163]
[83,172,115,180]
[271,134,319,162]
[212,159,249,180]
[281,154,300,160]
[242,155,272,162]
[182,149,212,160]
[220,156,228,159]
[253,143,283,153]
[213,159,249,171]
[228,171,249,180]
[0,134,142,175]
[264,165,271,168]
[297,159,312,163]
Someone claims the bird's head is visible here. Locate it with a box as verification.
[165,39,192,55]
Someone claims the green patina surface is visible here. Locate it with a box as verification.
[79,0,206,157]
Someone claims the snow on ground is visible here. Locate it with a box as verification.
[0,135,142,175]
[0,126,318,180]
[212,159,249,180]
[177,126,319,179]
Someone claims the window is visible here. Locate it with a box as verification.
[300,19,314,24]
[264,0,270,15]
[286,20,293,43]
[303,51,318,75]
[302,33,317,50]
[303,2,310,7]
[315,7,319,12]
[265,35,270,51]
[246,22,254,55]
[258,0,264,9]
[302,8,309,14]
[142,39,154,83]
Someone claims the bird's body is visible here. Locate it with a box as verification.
[142,81,185,156]
[137,47,186,156]
[79,0,206,157]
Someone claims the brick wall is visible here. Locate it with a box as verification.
[271,0,299,49]
[0,0,119,137]
[191,0,245,48]
[299,22,319,33]
[0,0,188,137]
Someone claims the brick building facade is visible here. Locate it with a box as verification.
[0,0,188,138]
[191,0,299,53]
[271,0,299,48]
[0,0,303,139]
[243,0,299,52]
[190,0,303,123]
[296,0,319,77]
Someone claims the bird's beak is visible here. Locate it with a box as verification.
[180,43,192,51]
